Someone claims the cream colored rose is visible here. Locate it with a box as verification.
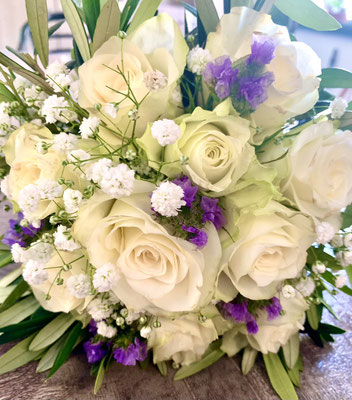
[138,100,253,196]
[283,121,352,225]
[220,201,314,300]
[78,13,188,138]
[73,187,222,315]
[148,313,218,365]
[31,250,88,313]
[221,295,308,355]
[206,7,321,142]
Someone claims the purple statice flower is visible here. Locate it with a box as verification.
[173,176,198,207]
[238,72,274,110]
[265,297,282,321]
[2,212,42,247]
[203,56,238,99]
[113,338,148,366]
[88,319,98,335]
[83,340,108,364]
[246,315,259,335]
[182,225,208,248]
[221,301,258,335]
[201,197,226,230]
[247,35,276,67]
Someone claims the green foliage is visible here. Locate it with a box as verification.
[275,0,341,31]
[120,0,140,32]
[156,361,168,376]
[82,0,101,38]
[0,251,12,268]
[341,204,352,229]
[0,278,29,313]
[0,296,39,328]
[241,346,258,375]
[94,355,107,394]
[25,0,49,67]
[36,334,67,372]
[127,0,162,33]
[0,84,16,103]
[0,267,22,288]
[195,0,219,35]
[282,334,299,370]
[320,68,352,89]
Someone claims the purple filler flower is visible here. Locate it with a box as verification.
[88,320,98,335]
[83,340,108,364]
[2,212,42,247]
[246,315,259,335]
[173,176,198,207]
[238,72,274,110]
[113,338,147,366]
[182,225,208,248]
[201,197,226,230]
[221,301,248,322]
[265,297,282,320]
[247,35,276,66]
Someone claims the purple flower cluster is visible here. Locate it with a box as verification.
[201,197,226,230]
[203,56,238,99]
[238,72,274,110]
[113,338,148,366]
[182,225,208,249]
[173,175,198,207]
[2,212,42,247]
[83,340,108,364]
[247,35,276,67]
[265,297,282,320]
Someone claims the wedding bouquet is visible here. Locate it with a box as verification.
[0,0,351,398]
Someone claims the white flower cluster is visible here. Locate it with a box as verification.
[0,102,17,140]
[45,60,72,92]
[79,117,100,139]
[96,320,117,338]
[87,297,113,321]
[187,45,212,75]
[144,70,168,91]
[67,273,90,298]
[315,221,335,245]
[52,132,78,154]
[150,181,186,217]
[54,225,81,251]
[23,260,48,285]
[41,95,77,124]
[63,189,83,214]
[151,119,181,146]
[330,97,348,119]
[68,149,90,163]
[86,159,135,198]
[93,263,120,292]
[104,103,119,119]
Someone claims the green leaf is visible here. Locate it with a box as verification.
[346,264,352,286]
[342,204,352,229]
[307,246,341,270]
[25,0,49,67]
[0,286,15,303]
[263,352,298,400]
[181,2,197,17]
[157,361,168,376]
[60,0,91,62]
[92,0,120,54]
[0,84,16,103]
[127,0,162,33]
[83,0,101,38]
[94,355,106,395]
[47,321,83,378]
[0,278,29,313]
[231,0,256,7]
[286,359,301,387]
[282,334,299,370]
[319,323,345,335]
[275,0,341,31]
[0,334,44,375]
[120,0,140,31]
[0,251,12,268]
[307,303,321,330]
[0,296,39,328]
[195,0,219,35]
[36,334,67,372]
[241,346,258,375]
[320,68,352,89]
[174,349,224,380]
[48,20,65,37]
[0,267,22,288]
[29,312,76,351]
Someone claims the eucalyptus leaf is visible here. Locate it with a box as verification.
[157,361,168,376]
[83,0,101,38]
[0,267,22,288]
[287,360,301,387]
[0,334,43,375]
[60,0,91,62]
[195,0,219,35]
[36,334,67,372]
[275,0,341,31]
[29,312,76,351]
[263,352,298,400]
[25,0,49,67]
[0,296,39,328]
[127,0,162,33]
[307,304,320,330]
[320,68,352,89]
[0,84,16,103]
[92,0,120,54]
[94,355,106,394]
[282,334,299,370]
[0,278,29,313]
[120,0,140,31]
[346,265,352,286]
[241,346,258,375]
[0,251,12,269]
[48,20,65,37]
[0,286,15,303]
[174,348,224,380]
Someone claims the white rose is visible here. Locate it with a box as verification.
[148,314,218,365]
[222,295,308,355]
[206,7,321,142]
[283,121,352,225]
[73,186,222,315]
[220,201,314,300]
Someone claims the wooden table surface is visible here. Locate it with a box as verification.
[0,212,351,400]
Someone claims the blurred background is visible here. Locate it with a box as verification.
[0,0,351,84]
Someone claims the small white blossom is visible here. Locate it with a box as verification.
[67,149,90,163]
[79,117,100,139]
[35,141,49,154]
[337,250,352,267]
[143,70,168,91]
[54,225,81,251]
[24,86,47,106]
[85,158,112,183]
[0,102,16,135]
[128,108,139,121]
[0,176,10,198]
[296,277,315,297]
[140,326,152,338]
[312,261,326,274]
[63,189,83,214]
[96,320,117,338]
[170,86,182,106]
[23,260,48,285]
[151,181,186,217]
[87,298,113,321]
[344,233,352,248]
[18,184,41,216]
[98,163,135,198]
[93,263,119,293]
[335,275,347,289]
[187,45,212,75]
[331,234,343,248]
[13,76,30,93]
[27,242,54,264]
[151,119,181,146]
[315,221,335,245]
[41,95,77,124]
[282,284,296,298]
[37,179,63,200]
[104,103,119,119]
[45,60,72,92]
[52,132,78,154]
[125,311,141,325]
[66,273,90,298]
[330,97,348,119]
[11,243,28,263]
